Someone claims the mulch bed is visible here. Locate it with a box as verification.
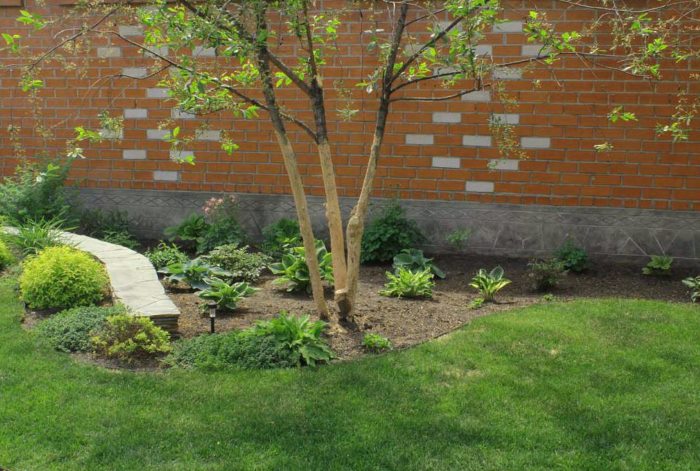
[167,255,695,359]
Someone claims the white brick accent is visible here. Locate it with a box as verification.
[119,25,143,36]
[462,135,492,147]
[493,21,523,33]
[489,159,519,170]
[170,150,193,161]
[475,45,492,56]
[198,130,221,141]
[521,137,551,149]
[492,113,520,125]
[122,67,148,78]
[172,109,195,119]
[462,90,491,102]
[193,46,216,57]
[466,181,495,193]
[432,157,461,169]
[97,47,121,58]
[123,150,147,160]
[147,129,169,140]
[493,67,523,80]
[145,46,168,57]
[406,134,434,145]
[124,108,148,119]
[153,171,179,182]
[146,88,169,98]
[99,129,123,140]
[521,44,548,57]
[432,112,461,124]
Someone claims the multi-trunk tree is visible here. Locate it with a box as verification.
[3,0,697,327]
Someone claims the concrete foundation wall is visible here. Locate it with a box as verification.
[79,188,700,264]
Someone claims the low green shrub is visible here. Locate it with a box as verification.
[380,267,434,299]
[2,217,67,256]
[202,244,270,283]
[165,213,209,247]
[261,218,301,258]
[270,240,334,293]
[0,240,15,270]
[469,266,511,302]
[78,209,138,249]
[145,242,189,270]
[446,228,471,252]
[159,258,231,291]
[197,278,258,311]
[91,314,171,363]
[36,305,127,353]
[166,312,333,369]
[528,258,568,291]
[362,333,392,353]
[361,201,425,264]
[682,276,699,303]
[20,246,109,310]
[0,158,74,224]
[555,239,588,273]
[392,248,445,279]
[165,331,297,370]
[642,255,673,276]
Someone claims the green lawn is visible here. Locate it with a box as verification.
[1,275,698,470]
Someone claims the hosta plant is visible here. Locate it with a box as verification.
[469,266,511,302]
[642,255,673,276]
[379,267,435,299]
[159,258,231,291]
[197,278,258,311]
[251,312,334,367]
[269,240,333,293]
[682,276,700,303]
[392,248,445,279]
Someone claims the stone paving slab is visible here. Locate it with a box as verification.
[2,227,179,330]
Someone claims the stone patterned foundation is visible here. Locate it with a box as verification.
[78,188,700,264]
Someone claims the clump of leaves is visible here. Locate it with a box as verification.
[197,278,258,311]
[197,195,247,254]
[0,158,74,224]
[380,267,434,299]
[35,305,127,353]
[20,246,109,310]
[165,213,209,246]
[251,312,334,367]
[681,276,699,303]
[78,208,138,249]
[555,239,588,273]
[469,297,485,310]
[392,248,445,279]
[261,218,301,258]
[362,333,392,353]
[446,228,471,252]
[528,258,568,291]
[2,217,68,257]
[469,266,511,302]
[642,255,673,276]
[0,240,14,270]
[201,244,270,283]
[542,293,557,302]
[159,258,231,291]
[270,240,333,293]
[145,242,189,270]
[361,201,425,264]
[91,314,172,363]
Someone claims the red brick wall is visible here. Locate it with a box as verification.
[1,1,698,211]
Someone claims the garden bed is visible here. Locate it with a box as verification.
[167,254,692,359]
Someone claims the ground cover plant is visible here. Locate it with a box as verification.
[19,246,109,310]
[362,333,392,353]
[201,244,270,284]
[78,208,138,250]
[643,255,674,276]
[145,242,189,270]
[555,239,589,273]
[91,314,172,364]
[1,274,699,469]
[36,305,128,353]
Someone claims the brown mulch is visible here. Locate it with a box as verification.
[167,254,694,359]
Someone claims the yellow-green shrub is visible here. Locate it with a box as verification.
[20,246,109,310]
[0,240,14,270]
[91,314,171,363]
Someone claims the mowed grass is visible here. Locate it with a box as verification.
[0,275,699,470]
